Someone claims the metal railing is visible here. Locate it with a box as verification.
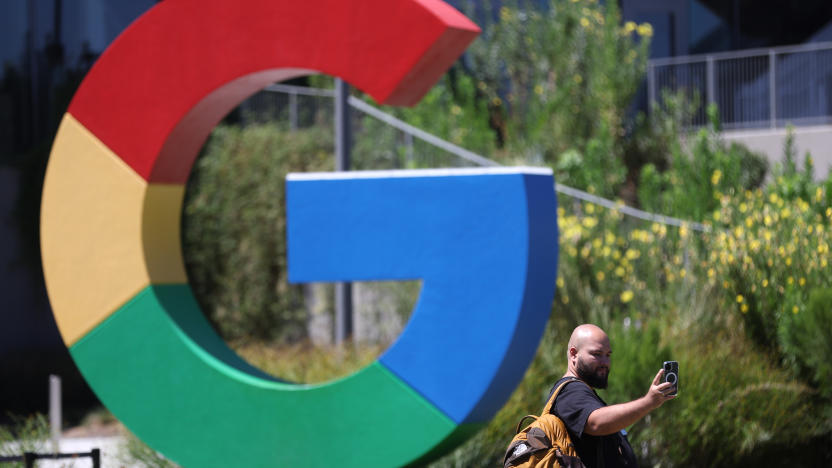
[0,449,100,467]
[648,41,832,130]
[257,83,709,232]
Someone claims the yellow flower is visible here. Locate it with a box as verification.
[762,279,768,288]
[557,277,565,288]
[741,304,749,313]
[620,290,634,303]
[623,21,637,34]
[736,295,744,303]
[582,217,598,228]
[637,23,653,37]
[580,17,590,28]
[707,268,715,278]
[625,249,640,260]
[788,276,794,285]
[500,6,511,21]
[711,169,722,185]
[534,84,544,96]
[793,305,799,314]
[450,105,462,115]
[573,74,583,84]
[799,277,806,286]
[739,202,747,213]
[615,266,626,277]
[786,257,792,266]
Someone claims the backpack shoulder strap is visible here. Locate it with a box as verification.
[514,415,539,434]
[542,377,584,416]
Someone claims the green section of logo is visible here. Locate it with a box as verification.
[70,285,470,467]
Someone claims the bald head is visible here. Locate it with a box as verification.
[568,324,609,355]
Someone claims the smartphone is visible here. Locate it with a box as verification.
[663,361,679,395]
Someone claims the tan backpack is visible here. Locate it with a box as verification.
[503,378,586,468]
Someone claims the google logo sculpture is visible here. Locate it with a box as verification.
[40,0,559,466]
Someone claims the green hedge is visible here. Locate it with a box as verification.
[182,124,332,342]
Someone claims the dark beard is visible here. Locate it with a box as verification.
[577,359,608,389]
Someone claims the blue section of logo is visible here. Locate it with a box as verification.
[286,168,558,424]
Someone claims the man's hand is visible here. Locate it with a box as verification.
[645,369,677,409]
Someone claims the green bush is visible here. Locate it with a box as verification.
[635,325,822,467]
[703,175,832,356]
[500,0,647,198]
[379,71,498,160]
[382,0,648,198]
[182,124,333,342]
[779,288,832,400]
[638,103,769,222]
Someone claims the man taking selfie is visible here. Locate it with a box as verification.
[547,324,677,467]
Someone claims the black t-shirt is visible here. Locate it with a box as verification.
[547,377,638,468]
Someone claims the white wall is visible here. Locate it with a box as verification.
[723,125,832,180]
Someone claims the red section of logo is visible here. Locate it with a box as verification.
[67,0,480,183]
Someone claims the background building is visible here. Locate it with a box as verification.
[625,0,832,176]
